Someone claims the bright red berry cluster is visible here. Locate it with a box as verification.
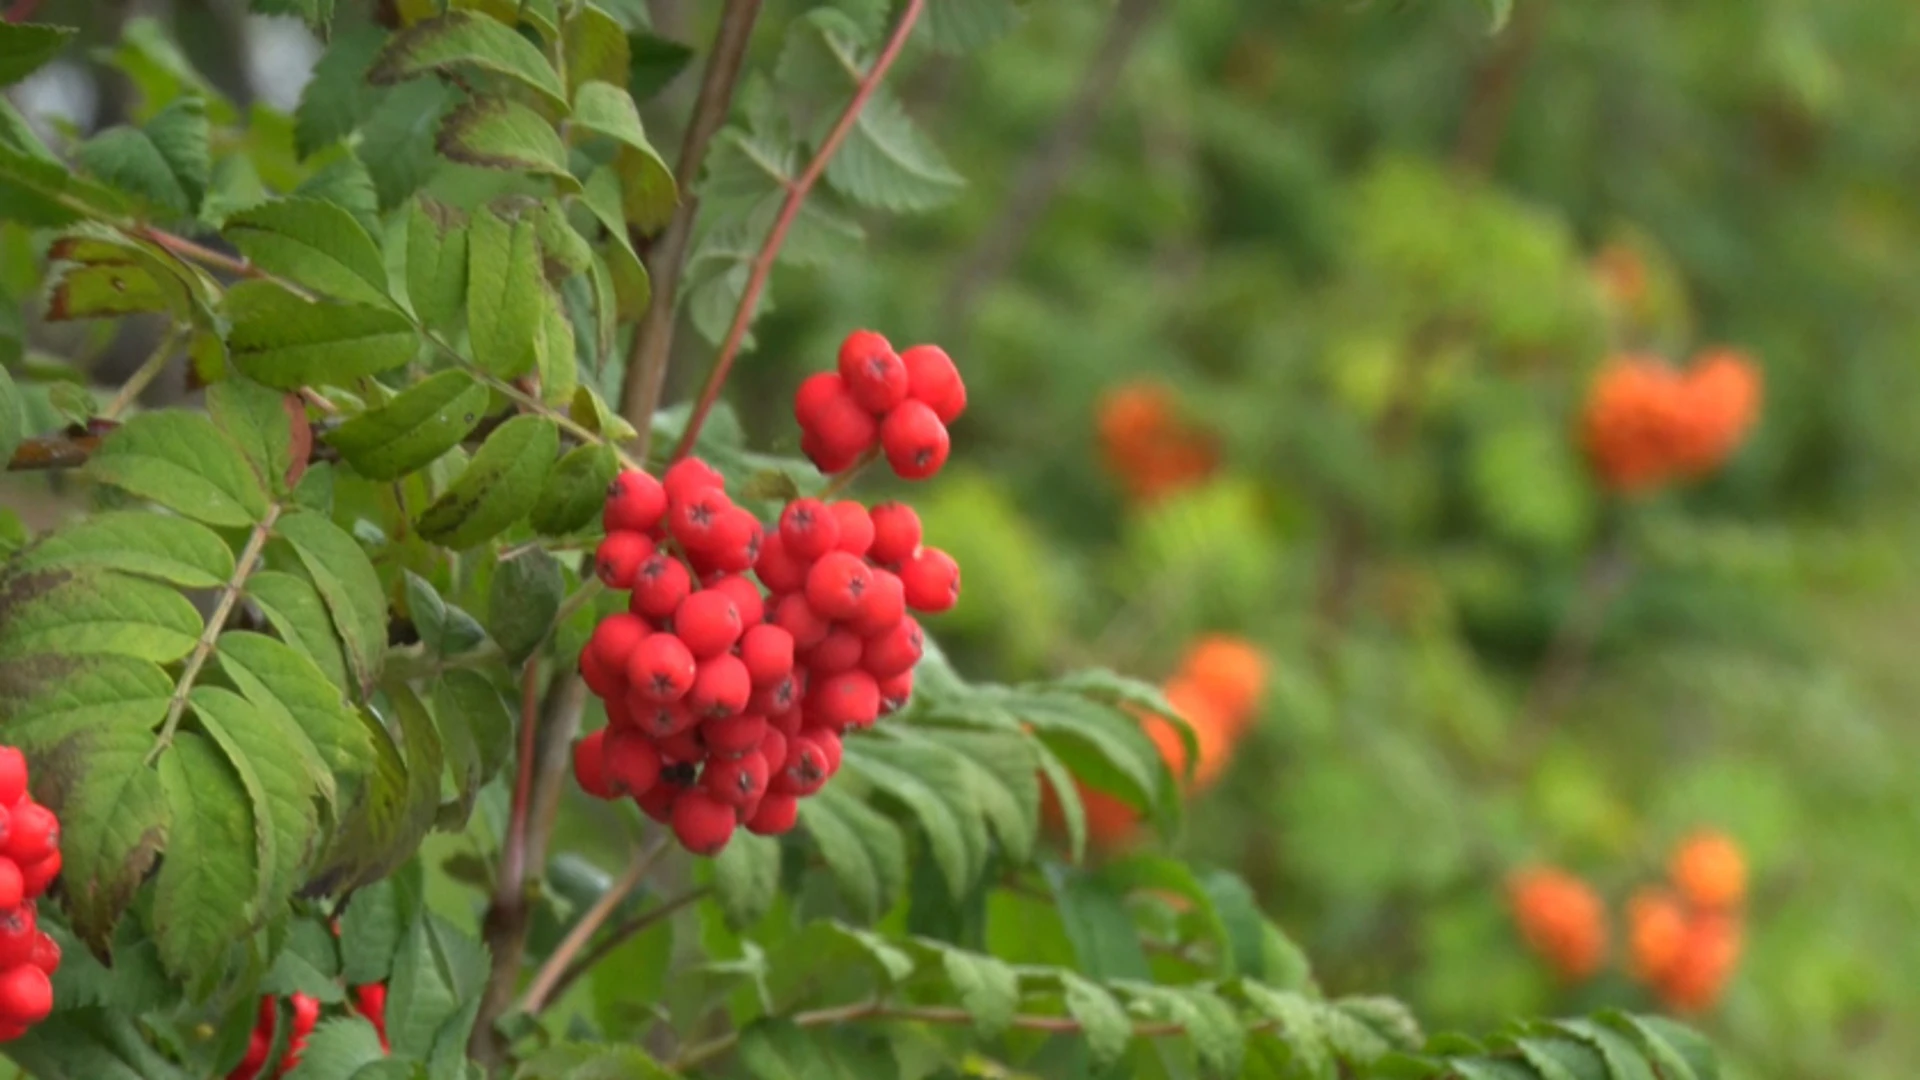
[0,747,61,1045]
[796,331,965,478]
[573,331,966,856]
[228,981,387,1080]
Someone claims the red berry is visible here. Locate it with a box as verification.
[17,853,55,901]
[811,671,881,730]
[603,728,663,796]
[698,507,764,573]
[862,616,923,678]
[771,592,832,650]
[578,646,625,700]
[879,670,913,714]
[754,533,808,594]
[628,697,700,740]
[702,713,768,758]
[572,730,615,800]
[0,965,52,1025]
[655,727,707,764]
[778,499,839,561]
[805,551,873,621]
[0,908,33,969]
[810,728,845,775]
[603,470,668,534]
[793,372,847,430]
[0,861,20,911]
[902,344,966,424]
[768,703,804,737]
[628,633,697,702]
[759,729,789,774]
[830,502,874,556]
[799,388,878,471]
[800,430,860,474]
[635,781,680,824]
[26,932,55,975]
[837,330,908,413]
[709,574,766,628]
[664,457,726,502]
[773,737,830,796]
[2,806,55,865]
[901,547,961,613]
[688,654,751,717]
[594,532,656,589]
[751,675,800,718]
[746,793,800,836]
[806,629,864,675]
[675,590,743,659]
[880,400,950,481]
[291,993,321,1035]
[703,751,770,808]
[628,554,693,621]
[588,613,649,674]
[739,624,795,686]
[0,751,25,807]
[671,790,737,855]
[867,503,922,566]
[0,807,10,852]
[669,488,734,551]
[849,569,906,637]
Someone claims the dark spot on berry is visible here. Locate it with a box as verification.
[664,762,697,785]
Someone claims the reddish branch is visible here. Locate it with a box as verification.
[2,0,46,24]
[670,0,929,462]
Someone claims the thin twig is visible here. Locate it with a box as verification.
[619,0,767,447]
[518,837,672,1014]
[543,885,709,1006]
[1452,0,1549,174]
[100,326,185,421]
[1516,528,1634,735]
[137,225,313,298]
[502,662,545,913]
[148,503,284,763]
[670,0,928,462]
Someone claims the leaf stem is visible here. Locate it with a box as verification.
[500,660,545,904]
[542,885,710,1008]
[138,225,315,299]
[424,332,644,470]
[670,0,929,462]
[517,837,671,1014]
[100,326,185,421]
[148,502,284,763]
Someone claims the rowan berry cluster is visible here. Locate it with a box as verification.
[1095,380,1219,504]
[1580,348,1762,493]
[227,984,388,1080]
[572,330,965,857]
[0,748,63,1045]
[1628,830,1747,1014]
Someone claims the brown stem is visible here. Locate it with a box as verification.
[619,0,767,449]
[941,0,1163,331]
[670,0,928,462]
[538,884,709,1010]
[518,837,670,1014]
[100,326,185,420]
[471,662,550,1064]
[1452,0,1549,175]
[1516,527,1633,734]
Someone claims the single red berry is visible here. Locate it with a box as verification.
[867,503,922,566]
[628,554,693,621]
[0,861,20,911]
[16,853,55,902]
[291,993,321,1035]
[697,507,763,573]
[709,574,766,627]
[754,533,808,594]
[901,547,961,613]
[26,932,56,975]
[751,675,800,718]
[799,388,878,471]
[628,697,700,740]
[702,713,768,758]
[881,400,951,481]
[811,671,881,730]
[572,730,615,800]
[603,469,668,534]
[768,703,804,737]
[0,750,25,807]
[800,430,860,474]
[688,654,751,717]
[809,727,845,775]
[664,457,727,502]
[771,592,832,650]
[655,727,707,764]
[2,806,56,865]
[703,751,770,809]
[739,624,795,686]
[778,499,839,561]
[675,590,744,659]
[0,965,52,1025]
[672,790,738,855]
[838,329,908,414]
[878,670,913,714]
[635,780,680,824]
[231,1029,269,1080]
[588,613,649,674]
[902,344,966,424]
[628,633,697,703]
[604,728,663,796]
[669,488,735,552]
[579,645,625,700]
[594,531,656,589]
[805,551,873,621]
[0,908,34,970]
[759,729,789,774]
[0,807,11,853]
[773,737,831,796]
[862,616,924,678]
[806,629,865,675]
[794,372,847,430]
[830,502,874,556]
[848,569,906,637]
[746,793,800,836]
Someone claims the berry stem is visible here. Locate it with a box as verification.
[670,0,929,463]
[818,447,881,499]
[540,886,711,1007]
[100,325,186,421]
[517,836,671,1015]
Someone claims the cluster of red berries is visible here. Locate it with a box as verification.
[796,331,964,478]
[0,748,62,1044]
[572,331,966,857]
[228,983,387,1079]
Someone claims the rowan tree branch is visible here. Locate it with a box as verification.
[519,838,673,1014]
[540,885,708,1008]
[670,0,928,462]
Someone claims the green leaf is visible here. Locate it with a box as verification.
[0,22,76,87]
[245,571,353,694]
[225,198,393,309]
[283,1017,389,1080]
[579,167,650,317]
[1605,1013,1699,1080]
[467,208,545,379]
[76,127,190,217]
[1031,738,1085,863]
[277,509,389,693]
[922,0,1019,54]
[486,546,565,664]
[16,511,234,588]
[942,948,1020,1039]
[44,262,174,322]
[562,3,630,95]
[799,784,906,921]
[530,443,618,535]
[0,653,169,755]
[327,369,491,481]
[711,830,780,929]
[406,199,469,334]
[1484,0,1515,33]
[627,32,692,101]
[192,685,324,920]
[516,1043,676,1080]
[405,571,488,657]
[536,279,578,404]
[1240,984,1331,1078]
[437,97,580,191]
[339,876,412,986]
[295,24,385,157]
[358,78,455,210]
[152,732,258,990]
[263,918,346,1002]
[1,1009,193,1080]
[843,739,976,898]
[386,913,459,1060]
[0,142,129,226]
[142,96,210,212]
[1062,973,1133,1067]
[309,708,410,895]
[431,668,512,825]
[532,199,593,278]
[216,631,369,807]
[1018,692,1164,816]
[370,11,570,114]
[571,81,674,232]
[295,152,381,226]
[0,567,201,663]
[227,281,421,390]
[90,409,270,527]
[0,365,21,467]
[416,415,559,549]
[208,379,299,497]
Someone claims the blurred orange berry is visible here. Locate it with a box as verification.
[1180,635,1269,726]
[1626,887,1688,984]
[1673,348,1762,478]
[1654,912,1744,1014]
[1096,380,1219,503]
[1508,866,1609,981]
[1669,830,1747,911]
[1579,350,1761,493]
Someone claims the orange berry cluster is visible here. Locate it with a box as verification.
[228,985,387,1080]
[0,748,62,1044]
[1580,348,1762,493]
[1629,830,1747,1014]
[1095,380,1219,504]
[1507,866,1609,982]
[572,331,964,857]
